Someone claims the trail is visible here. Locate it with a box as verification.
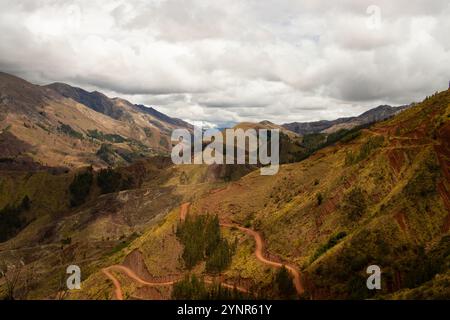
[180,202,303,296]
[103,201,302,299]
[220,222,303,296]
[102,265,247,300]
[102,265,177,300]
[179,202,190,221]
[102,268,124,300]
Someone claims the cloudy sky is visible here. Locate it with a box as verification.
[1,0,450,127]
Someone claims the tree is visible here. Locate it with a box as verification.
[317,193,323,206]
[275,266,296,298]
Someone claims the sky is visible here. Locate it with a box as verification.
[1,0,450,127]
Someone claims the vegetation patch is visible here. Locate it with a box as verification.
[310,231,347,264]
[58,124,83,140]
[345,135,384,165]
[342,187,367,220]
[69,169,93,207]
[0,196,31,242]
[176,214,236,272]
[87,129,126,143]
[172,274,249,300]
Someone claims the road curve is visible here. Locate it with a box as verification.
[179,202,190,221]
[180,202,303,296]
[220,222,304,296]
[102,268,124,300]
[103,201,303,300]
[102,265,248,300]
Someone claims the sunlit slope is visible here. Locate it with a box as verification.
[0,72,191,168]
[188,89,450,299]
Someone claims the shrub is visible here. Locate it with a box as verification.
[342,187,367,220]
[310,231,347,263]
[317,193,323,206]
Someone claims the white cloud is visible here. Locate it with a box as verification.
[0,0,449,125]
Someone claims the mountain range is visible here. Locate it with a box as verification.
[0,71,449,300]
[0,72,191,170]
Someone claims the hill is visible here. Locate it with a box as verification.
[0,82,449,300]
[283,105,409,135]
[0,72,191,169]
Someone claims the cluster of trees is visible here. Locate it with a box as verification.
[403,235,450,288]
[69,166,140,207]
[172,274,248,300]
[69,169,93,207]
[0,196,31,242]
[57,124,83,140]
[96,168,135,194]
[87,129,126,143]
[176,214,235,273]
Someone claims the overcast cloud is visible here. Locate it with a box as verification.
[1,0,449,126]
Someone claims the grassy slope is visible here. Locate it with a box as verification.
[187,90,450,299]
[2,90,449,300]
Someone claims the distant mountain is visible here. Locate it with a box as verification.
[46,82,128,120]
[0,72,191,169]
[283,105,409,135]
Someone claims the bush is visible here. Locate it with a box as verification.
[69,169,93,207]
[342,187,367,220]
[317,193,323,206]
[310,231,347,263]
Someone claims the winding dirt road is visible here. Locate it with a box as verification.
[179,202,190,221]
[220,222,303,296]
[180,202,303,295]
[103,201,302,299]
[102,265,247,300]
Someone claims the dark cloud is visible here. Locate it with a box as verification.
[0,0,449,126]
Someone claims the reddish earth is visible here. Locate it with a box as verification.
[394,211,408,232]
[387,149,405,176]
[179,202,190,221]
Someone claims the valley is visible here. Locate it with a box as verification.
[0,72,449,300]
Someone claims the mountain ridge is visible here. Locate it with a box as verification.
[283,104,409,135]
